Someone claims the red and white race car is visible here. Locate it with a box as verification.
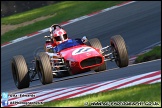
[11,33,128,89]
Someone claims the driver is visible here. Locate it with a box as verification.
[51,25,69,47]
[44,24,69,52]
[45,24,88,52]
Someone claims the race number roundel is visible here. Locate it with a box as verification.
[72,47,95,55]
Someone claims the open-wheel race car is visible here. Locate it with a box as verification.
[11,25,129,89]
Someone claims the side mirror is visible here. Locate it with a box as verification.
[81,36,88,43]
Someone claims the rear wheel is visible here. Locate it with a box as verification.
[110,35,129,68]
[11,55,30,89]
[36,52,53,85]
[88,38,107,72]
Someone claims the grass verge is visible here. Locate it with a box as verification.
[1,1,125,44]
[134,46,161,63]
[31,82,161,107]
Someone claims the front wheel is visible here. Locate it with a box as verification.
[36,52,53,85]
[11,55,30,89]
[110,35,129,68]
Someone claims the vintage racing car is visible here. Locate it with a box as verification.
[11,32,129,89]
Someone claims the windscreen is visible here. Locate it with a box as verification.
[53,39,84,52]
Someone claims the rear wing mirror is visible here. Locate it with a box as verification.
[81,36,88,43]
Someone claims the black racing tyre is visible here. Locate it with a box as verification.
[36,52,53,85]
[11,55,30,89]
[110,35,129,68]
[88,38,107,72]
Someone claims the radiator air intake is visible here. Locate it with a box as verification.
[80,56,102,68]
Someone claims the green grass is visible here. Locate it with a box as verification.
[1,1,125,44]
[135,46,161,63]
[31,82,161,107]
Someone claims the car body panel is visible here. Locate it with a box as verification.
[58,44,104,74]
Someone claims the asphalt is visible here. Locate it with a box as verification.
[1,1,161,93]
